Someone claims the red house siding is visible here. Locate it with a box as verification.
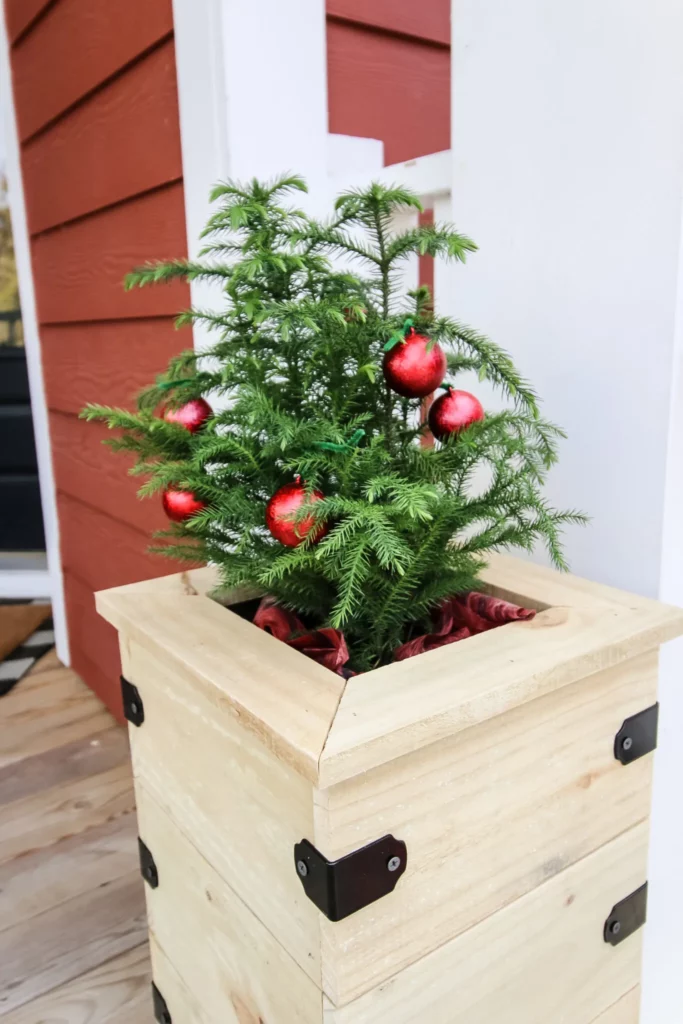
[326,0,451,164]
[5,0,191,717]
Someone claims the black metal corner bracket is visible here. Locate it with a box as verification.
[604,882,648,946]
[138,837,159,889]
[294,834,407,922]
[121,675,144,727]
[614,703,659,765]
[152,982,172,1024]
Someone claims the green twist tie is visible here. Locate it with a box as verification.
[383,318,414,352]
[314,428,366,453]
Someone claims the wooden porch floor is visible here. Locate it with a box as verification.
[0,649,153,1021]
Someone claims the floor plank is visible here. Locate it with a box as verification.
[0,727,130,807]
[0,945,152,1024]
[0,649,153,1018]
[0,812,139,933]
[0,666,114,769]
[0,874,148,1015]
[0,759,135,868]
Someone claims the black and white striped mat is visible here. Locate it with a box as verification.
[0,605,55,698]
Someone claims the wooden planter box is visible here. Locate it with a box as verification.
[97,554,683,1024]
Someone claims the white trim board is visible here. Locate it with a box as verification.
[330,149,452,207]
[0,570,52,600]
[0,9,69,660]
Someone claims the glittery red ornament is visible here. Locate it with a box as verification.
[162,488,207,523]
[382,329,447,398]
[428,387,485,440]
[163,397,212,433]
[266,478,328,548]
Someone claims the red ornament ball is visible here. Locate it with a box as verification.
[382,330,447,399]
[266,479,328,548]
[428,388,485,440]
[162,488,207,523]
[163,397,212,434]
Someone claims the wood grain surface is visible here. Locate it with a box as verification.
[320,554,683,786]
[50,413,168,535]
[41,318,189,415]
[0,945,152,1024]
[326,824,649,1023]
[0,651,148,1019]
[0,654,113,769]
[106,592,345,781]
[22,40,183,234]
[137,784,324,1023]
[12,0,173,140]
[327,19,451,164]
[327,0,450,47]
[7,0,188,716]
[4,0,52,44]
[63,573,126,719]
[32,184,189,324]
[590,988,640,1023]
[57,492,175,594]
[317,652,658,1003]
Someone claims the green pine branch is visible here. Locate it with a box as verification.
[81,174,585,671]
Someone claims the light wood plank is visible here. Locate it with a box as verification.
[315,652,657,1003]
[320,575,683,786]
[0,604,51,662]
[326,823,648,1023]
[0,812,138,933]
[98,565,219,599]
[0,944,152,1024]
[122,636,323,987]
[0,759,135,867]
[136,784,324,1024]
[0,665,113,769]
[0,873,147,1015]
[150,938,211,1024]
[480,551,668,614]
[99,587,344,782]
[590,987,640,1023]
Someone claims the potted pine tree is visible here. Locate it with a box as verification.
[86,177,682,1023]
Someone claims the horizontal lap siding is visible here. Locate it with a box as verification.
[6,0,190,718]
[326,0,450,165]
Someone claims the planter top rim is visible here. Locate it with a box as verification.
[97,555,683,788]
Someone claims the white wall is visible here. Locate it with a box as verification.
[448,0,683,596]
[447,1,683,1018]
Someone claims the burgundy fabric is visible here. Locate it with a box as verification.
[253,597,353,677]
[253,591,535,675]
[394,592,536,661]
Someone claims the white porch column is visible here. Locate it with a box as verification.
[173,0,329,254]
[172,0,330,351]
[447,1,683,1018]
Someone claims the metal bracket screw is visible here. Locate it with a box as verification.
[138,838,159,890]
[152,982,172,1024]
[614,704,658,765]
[120,676,145,727]
[294,834,407,922]
[604,882,648,946]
